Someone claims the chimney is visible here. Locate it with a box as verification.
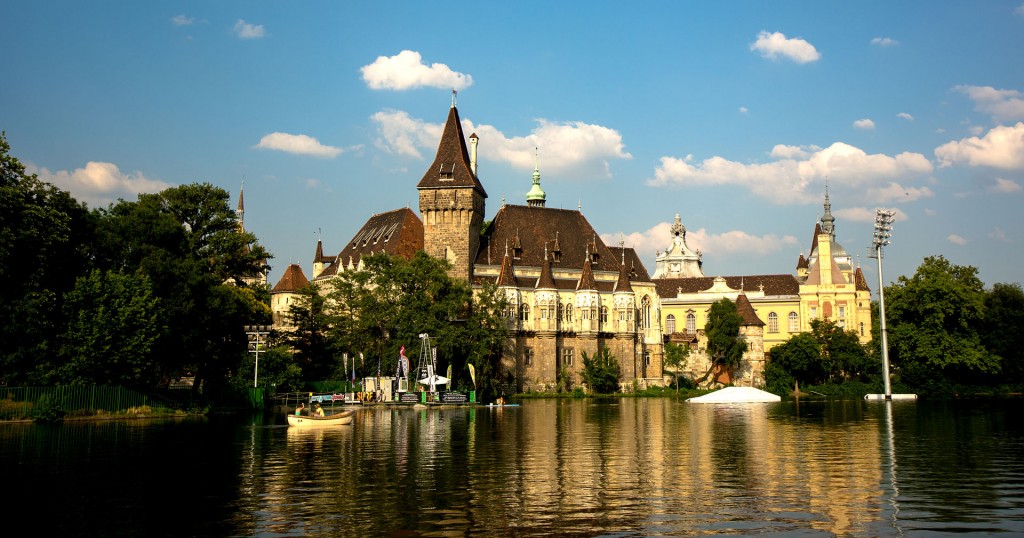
[469,133,478,178]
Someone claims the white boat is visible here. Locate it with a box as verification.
[287,410,354,427]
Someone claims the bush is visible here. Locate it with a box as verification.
[32,393,65,423]
[582,348,621,394]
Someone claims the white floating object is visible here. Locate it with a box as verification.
[686,386,781,403]
[864,393,918,401]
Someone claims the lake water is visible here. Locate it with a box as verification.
[2,397,1023,536]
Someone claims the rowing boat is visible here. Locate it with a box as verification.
[287,410,354,427]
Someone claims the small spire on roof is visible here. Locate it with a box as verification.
[451,88,457,108]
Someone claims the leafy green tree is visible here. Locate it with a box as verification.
[0,133,95,384]
[981,283,1024,384]
[697,298,747,384]
[664,341,690,393]
[582,347,621,394]
[810,319,874,382]
[57,269,165,388]
[885,256,998,387]
[230,346,303,394]
[284,283,335,380]
[766,332,823,392]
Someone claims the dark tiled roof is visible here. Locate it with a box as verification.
[854,266,871,292]
[475,205,617,272]
[736,294,765,326]
[497,253,519,287]
[613,258,633,293]
[654,274,801,298]
[608,246,652,282]
[272,263,309,293]
[809,222,822,256]
[319,208,423,278]
[577,258,596,290]
[536,253,556,289]
[796,253,808,270]
[416,106,487,197]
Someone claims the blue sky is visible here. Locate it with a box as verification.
[3,2,1024,290]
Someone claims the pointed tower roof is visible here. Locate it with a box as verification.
[854,266,871,292]
[797,253,808,270]
[614,252,633,293]
[804,251,846,286]
[809,222,823,256]
[821,186,835,237]
[314,238,325,263]
[417,105,487,197]
[735,294,765,326]
[577,256,597,291]
[272,263,309,293]
[536,249,556,289]
[497,249,519,287]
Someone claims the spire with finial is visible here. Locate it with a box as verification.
[526,147,546,207]
[237,180,245,231]
[451,88,457,108]
[821,179,835,238]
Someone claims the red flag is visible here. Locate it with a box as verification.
[400,345,406,357]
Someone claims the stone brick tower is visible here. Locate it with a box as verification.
[417,99,487,282]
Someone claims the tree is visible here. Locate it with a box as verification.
[696,298,747,384]
[981,283,1024,384]
[884,256,998,387]
[663,341,690,393]
[766,332,823,392]
[284,283,335,380]
[810,319,873,383]
[582,348,621,394]
[57,269,165,388]
[0,132,95,384]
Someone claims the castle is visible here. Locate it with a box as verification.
[269,101,871,390]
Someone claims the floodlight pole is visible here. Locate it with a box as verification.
[245,325,272,388]
[872,210,896,399]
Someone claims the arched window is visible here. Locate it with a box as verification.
[558,304,564,322]
[566,304,573,322]
[859,322,865,337]
[686,313,696,334]
[788,312,799,332]
[601,306,609,324]
[768,312,779,333]
[520,304,530,322]
[641,296,652,329]
[666,314,676,334]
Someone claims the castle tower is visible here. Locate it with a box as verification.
[417,98,487,282]
[526,148,546,208]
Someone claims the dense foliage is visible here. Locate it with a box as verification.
[581,348,621,394]
[695,298,747,384]
[663,341,690,393]
[765,320,874,394]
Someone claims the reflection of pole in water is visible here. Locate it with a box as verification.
[883,401,904,536]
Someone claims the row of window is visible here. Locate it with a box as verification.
[665,311,803,334]
[523,348,574,367]
[504,298,655,328]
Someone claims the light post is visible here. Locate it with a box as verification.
[245,325,272,388]
[871,210,896,399]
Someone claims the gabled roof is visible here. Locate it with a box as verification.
[609,246,652,282]
[417,106,487,197]
[654,274,801,298]
[475,204,619,272]
[272,263,309,293]
[317,208,423,278]
[854,266,871,292]
[613,257,633,293]
[735,294,765,326]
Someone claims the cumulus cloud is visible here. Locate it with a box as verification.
[370,109,631,179]
[30,161,172,208]
[171,14,195,26]
[897,112,914,121]
[648,142,932,205]
[600,221,797,266]
[853,118,876,130]
[955,85,1024,122]
[947,234,968,246]
[255,132,345,158]
[866,183,934,203]
[870,37,899,47]
[750,31,821,63]
[935,122,1024,169]
[234,19,265,39]
[739,106,749,114]
[361,50,472,91]
[835,207,909,223]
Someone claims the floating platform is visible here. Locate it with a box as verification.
[864,393,918,401]
[686,386,781,403]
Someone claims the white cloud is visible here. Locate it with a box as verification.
[233,19,265,39]
[750,31,821,63]
[935,122,1024,170]
[870,37,899,47]
[361,50,472,91]
[30,161,171,208]
[835,207,909,223]
[947,234,968,246]
[897,112,914,121]
[370,109,631,179]
[171,14,195,26]
[987,177,1023,193]
[866,183,934,203]
[853,118,876,130]
[739,106,749,114]
[601,221,797,266]
[954,85,1024,122]
[990,227,1010,242]
[255,132,344,158]
[649,142,932,204]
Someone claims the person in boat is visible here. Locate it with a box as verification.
[295,402,305,416]
[314,403,325,417]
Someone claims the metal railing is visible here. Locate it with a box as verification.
[0,385,153,420]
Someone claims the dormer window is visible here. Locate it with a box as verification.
[439,163,455,181]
